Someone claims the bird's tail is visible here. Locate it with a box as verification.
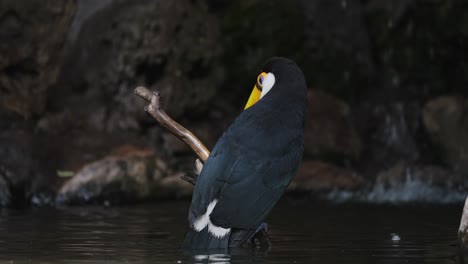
[183,228,230,250]
[183,223,270,250]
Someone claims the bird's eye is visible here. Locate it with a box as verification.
[257,74,264,87]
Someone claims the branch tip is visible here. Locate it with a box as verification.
[134,86,211,163]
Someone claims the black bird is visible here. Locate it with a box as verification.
[184,57,307,249]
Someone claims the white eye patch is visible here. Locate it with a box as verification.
[260,73,275,98]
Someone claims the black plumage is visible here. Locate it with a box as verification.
[184,57,307,249]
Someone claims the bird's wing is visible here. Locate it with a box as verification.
[188,132,238,224]
[188,110,303,229]
[188,111,257,222]
[209,135,303,229]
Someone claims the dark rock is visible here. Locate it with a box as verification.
[0,129,54,207]
[0,0,76,118]
[299,0,374,98]
[423,96,468,172]
[288,160,366,192]
[189,120,226,151]
[156,172,194,199]
[162,132,191,156]
[162,119,225,157]
[362,0,468,100]
[2,0,468,206]
[354,102,422,174]
[56,0,224,132]
[304,90,361,163]
[218,0,306,105]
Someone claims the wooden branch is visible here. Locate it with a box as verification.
[134,86,210,162]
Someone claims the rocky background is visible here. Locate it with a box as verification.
[1,0,467,207]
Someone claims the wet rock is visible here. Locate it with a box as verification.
[161,119,225,157]
[304,90,362,162]
[375,160,454,187]
[288,160,366,192]
[423,96,468,172]
[161,132,191,156]
[0,129,55,207]
[155,172,193,199]
[367,160,467,203]
[354,102,422,173]
[0,0,76,118]
[57,147,168,205]
[56,0,224,132]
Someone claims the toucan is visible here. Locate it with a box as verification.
[184,57,307,249]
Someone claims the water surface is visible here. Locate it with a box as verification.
[0,199,463,263]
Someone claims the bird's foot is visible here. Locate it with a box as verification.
[180,158,204,185]
[250,223,271,248]
[181,172,198,186]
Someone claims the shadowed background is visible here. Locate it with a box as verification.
[1,0,468,207]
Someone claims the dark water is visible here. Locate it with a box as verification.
[0,199,463,263]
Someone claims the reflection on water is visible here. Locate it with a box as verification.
[193,254,231,263]
[0,200,463,263]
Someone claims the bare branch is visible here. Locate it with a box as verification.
[134,86,210,163]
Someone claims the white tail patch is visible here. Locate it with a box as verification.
[193,199,231,238]
[208,222,231,238]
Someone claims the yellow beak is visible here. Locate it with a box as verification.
[244,86,261,110]
[244,72,267,110]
